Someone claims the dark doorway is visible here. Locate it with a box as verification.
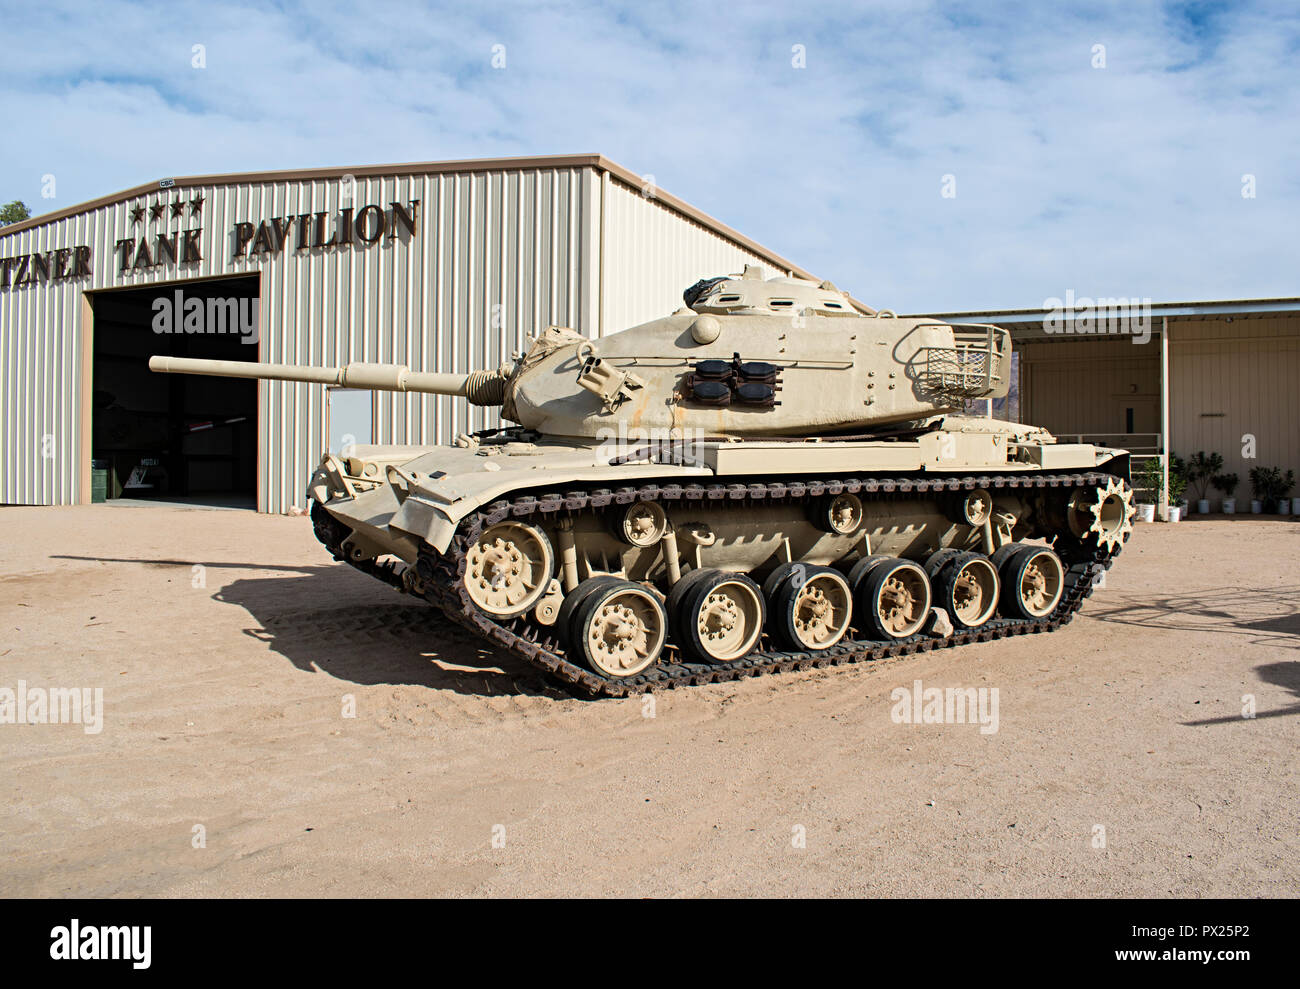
[90,276,260,508]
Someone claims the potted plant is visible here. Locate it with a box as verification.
[1186,451,1223,514]
[1170,452,1189,511]
[1248,467,1266,513]
[1212,472,1238,514]
[1249,466,1295,513]
[1280,470,1295,516]
[1134,457,1162,522]
[1166,464,1188,522]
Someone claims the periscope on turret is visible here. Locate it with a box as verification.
[149,266,1135,695]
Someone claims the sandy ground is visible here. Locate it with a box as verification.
[0,503,1296,898]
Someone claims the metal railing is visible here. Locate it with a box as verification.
[1054,432,1163,455]
[1051,434,1167,499]
[1050,428,1164,452]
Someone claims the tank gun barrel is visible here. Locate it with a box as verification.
[148,356,509,406]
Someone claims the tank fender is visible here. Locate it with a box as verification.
[389,461,713,554]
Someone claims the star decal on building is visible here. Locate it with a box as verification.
[149,202,166,221]
[170,200,186,218]
[190,196,204,216]
[130,205,146,224]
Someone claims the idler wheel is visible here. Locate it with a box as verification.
[855,558,932,640]
[997,545,1065,620]
[573,580,667,678]
[770,565,853,651]
[463,521,554,619]
[677,570,765,664]
[935,552,1000,629]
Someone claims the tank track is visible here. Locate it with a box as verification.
[374,470,1125,698]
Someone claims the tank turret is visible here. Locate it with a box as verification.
[147,267,1135,697]
[509,268,1012,437]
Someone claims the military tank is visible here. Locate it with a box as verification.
[150,266,1135,696]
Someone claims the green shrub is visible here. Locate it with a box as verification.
[1211,472,1238,498]
[1248,467,1295,512]
[1186,451,1223,502]
[1167,466,1188,504]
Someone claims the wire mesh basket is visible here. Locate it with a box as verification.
[918,325,1009,400]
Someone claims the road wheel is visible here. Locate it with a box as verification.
[770,565,853,650]
[556,575,625,649]
[573,580,667,678]
[935,552,1000,629]
[678,570,765,664]
[923,548,963,582]
[856,558,931,640]
[666,568,714,634]
[998,545,1065,619]
[845,554,891,595]
[761,561,805,601]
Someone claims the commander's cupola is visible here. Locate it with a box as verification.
[683,265,871,318]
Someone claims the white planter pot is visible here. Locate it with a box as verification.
[1222,498,1236,514]
[1168,506,1182,523]
[1280,499,1292,515]
[1137,503,1156,523]
[1197,499,1210,514]
[1251,500,1263,514]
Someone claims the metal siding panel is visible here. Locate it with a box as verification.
[598,179,791,334]
[1171,316,1300,492]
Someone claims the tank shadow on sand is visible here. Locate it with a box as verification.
[216,571,572,699]
[51,554,571,700]
[1083,585,1300,651]
[1079,584,1300,724]
[1181,661,1300,726]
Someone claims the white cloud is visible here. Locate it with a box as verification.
[3,0,1298,311]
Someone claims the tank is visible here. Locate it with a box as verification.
[149,266,1136,696]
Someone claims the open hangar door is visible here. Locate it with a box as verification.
[90,276,260,508]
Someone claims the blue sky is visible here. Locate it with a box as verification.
[3,0,1298,311]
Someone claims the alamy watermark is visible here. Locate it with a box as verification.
[50,919,150,969]
[1042,290,1152,344]
[595,421,707,467]
[891,678,999,734]
[1,680,103,734]
[151,289,258,344]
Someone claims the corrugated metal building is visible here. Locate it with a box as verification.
[0,154,815,513]
[914,300,1300,511]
